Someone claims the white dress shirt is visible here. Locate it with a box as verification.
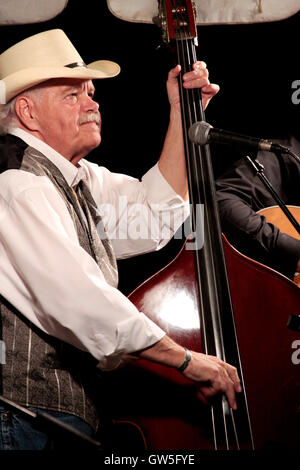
[0,128,189,370]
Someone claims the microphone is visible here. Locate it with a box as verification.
[188,121,287,153]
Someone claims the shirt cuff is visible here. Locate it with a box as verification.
[96,312,166,371]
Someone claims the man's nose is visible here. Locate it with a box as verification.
[83,94,99,112]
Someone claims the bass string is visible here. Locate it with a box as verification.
[188,38,242,450]
[172,9,222,448]
[188,37,245,450]
[173,5,240,449]
[173,12,210,360]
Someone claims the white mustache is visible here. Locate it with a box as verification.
[79,113,100,126]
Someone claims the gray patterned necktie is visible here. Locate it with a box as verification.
[71,179,119,288]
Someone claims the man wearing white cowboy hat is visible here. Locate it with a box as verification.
[0,29,241,449]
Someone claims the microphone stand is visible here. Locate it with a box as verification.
[0,394,101,449]
[244,154,300,236]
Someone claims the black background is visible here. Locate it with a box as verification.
[1,1,300,295]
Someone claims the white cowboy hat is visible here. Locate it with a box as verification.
[0,29,120,104]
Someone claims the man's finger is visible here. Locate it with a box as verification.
[168,64,181,80]
[224,364,242,393]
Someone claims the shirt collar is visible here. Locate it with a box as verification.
[8,127,87,187]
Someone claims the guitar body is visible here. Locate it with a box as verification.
[258,205,300,285]
[258,205,300,241]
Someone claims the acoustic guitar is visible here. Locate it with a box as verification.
[257,205,300,286]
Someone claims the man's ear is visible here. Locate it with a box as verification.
[15,95,40,131]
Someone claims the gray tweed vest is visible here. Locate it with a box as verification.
[0,142,118,432]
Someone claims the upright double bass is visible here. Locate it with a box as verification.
[105,0,300,450]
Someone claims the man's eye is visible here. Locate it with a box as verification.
[67,93,78,102]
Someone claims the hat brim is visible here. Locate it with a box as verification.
[1,60,120,103]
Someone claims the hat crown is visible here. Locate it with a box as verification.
[0,29,83,79]
[0,29,120,104]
